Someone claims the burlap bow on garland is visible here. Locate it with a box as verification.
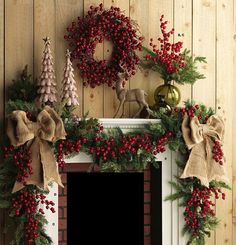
[7,106,66,193]
[180,114,228,187]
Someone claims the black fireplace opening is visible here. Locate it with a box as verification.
[68,172,144,245]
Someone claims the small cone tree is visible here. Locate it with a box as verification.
[61,49,79,106]
[37,37,57,104]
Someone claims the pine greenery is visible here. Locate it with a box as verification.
[141,47,207,84]
[7,65,38,102]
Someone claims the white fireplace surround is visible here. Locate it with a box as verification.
[44,118,188,245]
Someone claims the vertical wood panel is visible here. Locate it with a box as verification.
[173,1,193,243]
[5,0,33,94]
[0,0,4,243]
[174,0,192,105]
[34,0,55,82]
[55,0,84,117]
[233,1,236,243]
[4,1,34,244]
[103,0,129,118]
[129,0,150,117]
[192,1,216,244]
[147,0,160,108]
[83,0,104,118]
[192,0,216,108]
[215,1,233,245]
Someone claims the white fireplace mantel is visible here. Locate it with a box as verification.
[44,118,188,245]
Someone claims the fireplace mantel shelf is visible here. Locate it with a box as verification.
[44,118,188,245]
[95,118,161,129]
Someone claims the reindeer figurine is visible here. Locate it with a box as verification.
[113,72,149,118]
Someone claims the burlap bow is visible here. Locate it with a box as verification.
[7,106,66,193]
[180,114,228,187]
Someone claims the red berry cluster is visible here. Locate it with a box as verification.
[146,15,185,75]
[175,105,197,118]
[11,190,55,244]
[90,136,117,161]
[57,138,87,168]
[184,186,225,236]
[2,145,14,158]
[212,140,224,165]
[12,146,33,185]
[119,133,153,155]
[26,111,33,121]
[65,4,143,88]
[154,132,172,154]
[174,104,209,122]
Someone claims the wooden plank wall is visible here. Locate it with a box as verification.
[0,0,235,244]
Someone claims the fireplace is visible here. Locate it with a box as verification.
[43,119,187,245]
[58,163,162,245]
[67,172,145,245]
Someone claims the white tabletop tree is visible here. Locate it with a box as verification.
[61,49,79,107]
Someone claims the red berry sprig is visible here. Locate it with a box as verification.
[212,140,224,165]
[2,145,14,158]
[57,138,87,168]
[174,104,210,123]
[146,15,185,75]
[154,131,172,155]
[11,190,55,244]
[12,146,33,185]
[65,4,143,88]
[184,186,225,237]
[119,133,153,156]
[90,136,117,161]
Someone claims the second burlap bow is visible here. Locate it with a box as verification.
[180,114,228,187]
[7,106,66,193]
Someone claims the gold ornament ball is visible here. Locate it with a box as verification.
[154,83,181,107]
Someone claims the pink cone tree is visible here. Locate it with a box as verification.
[61,49,79,107]
[37,37,57,104]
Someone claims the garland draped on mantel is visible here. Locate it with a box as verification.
[0,100,230,245]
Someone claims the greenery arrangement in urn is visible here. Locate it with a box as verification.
[141,15,207,107]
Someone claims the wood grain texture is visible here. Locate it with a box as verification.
[192,0,216,108]
[215,1,233,244]
[55,0,84,116]
[34,0,56,81]
[129,0,150,117]
[4,2,34,243]
[233,1,236,243]
[173,2,193,243]
[83,0,104,118]
[174,0,192,105]
[5,0,34,95]
[192,1,217,243]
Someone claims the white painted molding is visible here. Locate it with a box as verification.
[98,118,160,129]
[45,118,183,245]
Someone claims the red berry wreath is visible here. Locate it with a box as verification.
[64,4,143,88]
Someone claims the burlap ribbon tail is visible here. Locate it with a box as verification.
[7,106,66,193]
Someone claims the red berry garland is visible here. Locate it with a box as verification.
[64,4,143,88]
